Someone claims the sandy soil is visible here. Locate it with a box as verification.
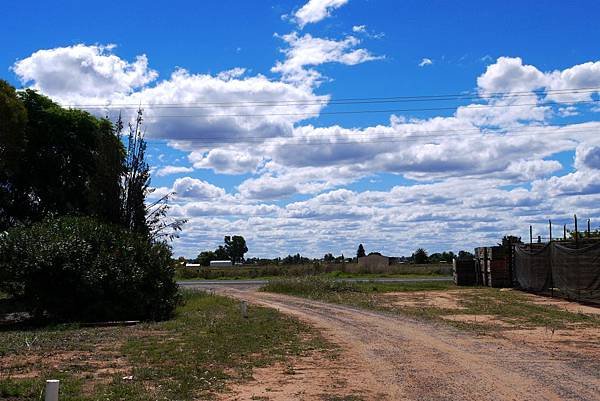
[382,290,469,310]
[204,285,600,401]
[220,349,385,401]
[520,292,600,316]
[440,313,513,327]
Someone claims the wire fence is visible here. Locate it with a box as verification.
[514,216,600,304]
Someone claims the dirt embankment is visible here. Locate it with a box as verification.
[205,286,600,401]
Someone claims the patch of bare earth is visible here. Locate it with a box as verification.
[440,314,513,327]
[201,285,600,401]
[520,292,600,315]
[1,345,132,392]
[0,326,168,394]
[220,350,381,401]
[504,325,600,362]
[382,290,470,310]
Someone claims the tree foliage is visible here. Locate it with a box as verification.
[429,251,455,263]
[0,83,184,322]
[117,110,186,241]
[356,244,366,258]
[282,253,311,265]
[224,235,248,263]
[196,250,217,266]
[119,110,150,236]
[196,235,248,265]
[457,250,474,259]
[0,83,185,239]
[0,81,28,229]
[412,248,429,264]
[0,83,124,230]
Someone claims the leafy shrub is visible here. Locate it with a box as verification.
[0,216,179,322]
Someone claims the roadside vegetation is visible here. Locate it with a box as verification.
[261,277,600,332]
[175,263,452,281]
[0,290,334,400]
[0,81,183,323]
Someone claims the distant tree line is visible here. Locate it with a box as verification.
[189,240,476,268]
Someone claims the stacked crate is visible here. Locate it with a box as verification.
[453,258,477,286]
[474,247,487,286]
[475,246,511,287]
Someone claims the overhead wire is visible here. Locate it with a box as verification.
[142,126,599,146]
[144,120,597,141]
[57,85,600,147]
[90,99,600,118]
[60,86,600,109]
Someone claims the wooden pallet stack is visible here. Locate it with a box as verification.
[453,258,477,286]
[474,246,511,287]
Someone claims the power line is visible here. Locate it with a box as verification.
[61,86,600,109]
[144,121,597,142]
[143,126,598,146]
[107,99,600,118]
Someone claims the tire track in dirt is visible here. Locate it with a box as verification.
[203,285,600,401]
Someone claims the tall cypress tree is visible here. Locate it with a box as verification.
[118,108,186,241]
[357,243,366,258]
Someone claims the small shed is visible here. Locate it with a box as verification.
[210,260,232,267]
[358,253,390,273]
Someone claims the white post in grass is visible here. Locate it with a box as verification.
[240,301,248,319]
[45,380,59,401]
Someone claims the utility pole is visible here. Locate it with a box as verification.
[574,214,579,248]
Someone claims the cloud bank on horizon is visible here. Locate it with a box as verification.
[9,0,600,258]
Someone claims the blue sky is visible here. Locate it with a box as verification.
[3,0,600,258]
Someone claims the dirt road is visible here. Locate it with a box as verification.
[194,284,600,401]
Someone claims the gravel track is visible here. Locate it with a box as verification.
[192,284,600,401]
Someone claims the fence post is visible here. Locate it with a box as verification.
[240,301,248,319]
[588,219,591,238]
[530,225,533,248]
[564,224,567,241]
[45,380,59,401]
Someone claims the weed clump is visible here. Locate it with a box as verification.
[261,276,361,297]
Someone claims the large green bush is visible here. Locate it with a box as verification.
[0,216,179,322]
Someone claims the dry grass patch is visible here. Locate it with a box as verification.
[0,291,333,400]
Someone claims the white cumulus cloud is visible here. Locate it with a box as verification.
[418,58,433,67]
[272,32,382,87]
[156,165,194,177]
[294,0,349,28]
[13,44,157,103]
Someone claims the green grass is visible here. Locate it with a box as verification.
[261,276,454,296]
[260,277,600,332]
[322,271,449,279]
[176,274,450,283]
[0,290,333,400]
[175,263,452,281]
